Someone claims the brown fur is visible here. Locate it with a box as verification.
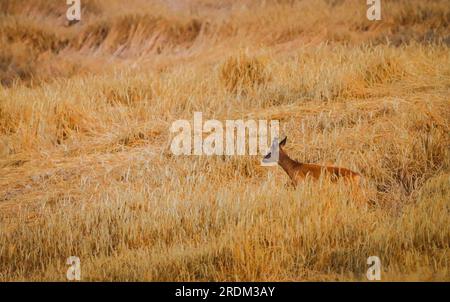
[278,145,361,187]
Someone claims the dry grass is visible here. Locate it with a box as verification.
[219,52,269,94]
[0,0,449,281]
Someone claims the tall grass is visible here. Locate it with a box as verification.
[0,0,449,281]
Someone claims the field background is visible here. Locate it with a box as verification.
[0,0,449,281]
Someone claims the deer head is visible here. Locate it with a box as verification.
[261,136,287,166]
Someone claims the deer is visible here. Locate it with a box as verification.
[262,137,362,187]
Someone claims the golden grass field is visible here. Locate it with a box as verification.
[0,0,449,281]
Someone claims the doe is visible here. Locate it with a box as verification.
[262,137,362,187]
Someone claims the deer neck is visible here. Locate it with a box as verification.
[278,149,301,181]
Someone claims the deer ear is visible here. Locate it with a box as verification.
[279,136,287,147]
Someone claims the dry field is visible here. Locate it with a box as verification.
[0,0,449,281]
